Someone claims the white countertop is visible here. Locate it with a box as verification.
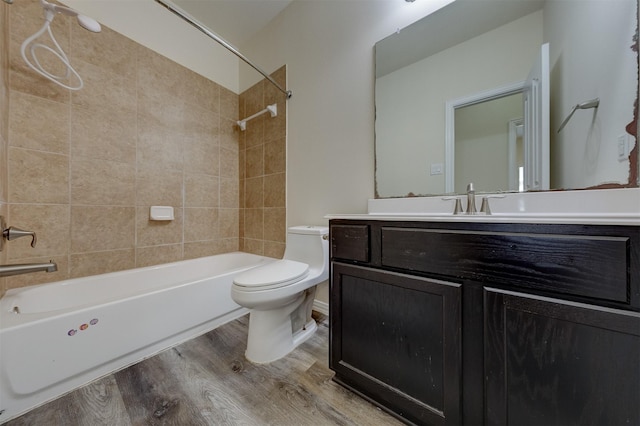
[325,188,640,226]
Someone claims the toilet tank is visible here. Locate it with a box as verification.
[283,226,329,271]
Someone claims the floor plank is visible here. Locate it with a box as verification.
[5,314,403,426]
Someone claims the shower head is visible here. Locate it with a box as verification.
[76,14,101,33]
[21,0,102,90]
[41,0,102,33]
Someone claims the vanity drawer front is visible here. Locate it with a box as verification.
[381,227,630,304]
[331,225,370,263]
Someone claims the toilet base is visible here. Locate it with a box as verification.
[244,295,318,364]
[292,319,317,349]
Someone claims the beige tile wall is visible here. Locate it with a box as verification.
[1,0,253,294]
[239,67,287,258]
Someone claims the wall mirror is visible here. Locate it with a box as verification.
[375,0,638,198]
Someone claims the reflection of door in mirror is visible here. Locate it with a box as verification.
[509,118,525,192]
[445,82,525,193]
[523,42,550,191]
[454,93,523,193]
[448,43,549,194]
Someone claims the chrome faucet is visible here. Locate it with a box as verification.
[0,215,56,277]
[465,183,477,214]
[443,183,479,215]
[1,215,38,251]
[0,262,58,277]
[445,185,504,215]
[2,226,37,247]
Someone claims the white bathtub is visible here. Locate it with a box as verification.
[0,252,274,423]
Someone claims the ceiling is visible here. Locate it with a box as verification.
[172,0,294,47]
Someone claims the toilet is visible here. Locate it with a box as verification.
[231,225,329,363]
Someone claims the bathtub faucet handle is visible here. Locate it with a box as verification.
[3,226,37,248]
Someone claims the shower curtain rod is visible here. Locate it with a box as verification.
[154,0,292,99]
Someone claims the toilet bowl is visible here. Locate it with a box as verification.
[231,225,329,363]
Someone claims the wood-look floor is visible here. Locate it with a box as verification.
[6,313,403,426]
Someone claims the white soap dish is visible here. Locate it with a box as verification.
[150,206,174,221]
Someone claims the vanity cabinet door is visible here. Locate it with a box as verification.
[330,262,462,425]
[484,288,640,426]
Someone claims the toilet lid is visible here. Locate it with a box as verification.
[233,260,309,290]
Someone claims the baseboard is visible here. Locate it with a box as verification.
[312,299,329,315]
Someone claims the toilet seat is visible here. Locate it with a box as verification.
[233,260,309,290]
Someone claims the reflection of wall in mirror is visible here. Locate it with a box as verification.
[375,10,543,197]
[547,0,637,189]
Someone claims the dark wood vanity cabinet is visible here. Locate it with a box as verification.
[331,263,462,425]
[484,288,640,426]
[329,220,640,426]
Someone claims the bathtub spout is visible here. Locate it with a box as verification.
[0,262,57,277]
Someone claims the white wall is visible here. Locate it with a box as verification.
[61,0,240,93]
